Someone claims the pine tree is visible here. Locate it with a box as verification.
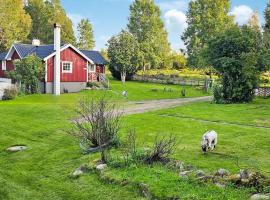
[0,0,32,51]
[127,0,171,70]
[77,19,95,50]
[182,0,234,68]
[264,2,270,33]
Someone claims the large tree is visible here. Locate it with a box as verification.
[107,30,141,83]
[77,19,95,50]
[248,11,261,32]
[264,1,270,33]
[0,0,32,51]
[25,0,76,44]
[127,0,171,70]
[208,25,270,103]
[182,0,234,68]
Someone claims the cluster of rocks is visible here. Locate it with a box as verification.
[174,161,269,193]
[71,162,107,178]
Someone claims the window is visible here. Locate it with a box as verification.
[88,63,95,72]
[1,60,6,71]
[62,61,73,73]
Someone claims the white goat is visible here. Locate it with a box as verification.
[201,130,218,153]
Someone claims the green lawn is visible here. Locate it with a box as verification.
[0,80,269,199]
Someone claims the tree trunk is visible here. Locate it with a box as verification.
[121,71,126,84]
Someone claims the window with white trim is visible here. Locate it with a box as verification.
[1,60,6,70]
[88,62,95,72]
[62,61,73,73]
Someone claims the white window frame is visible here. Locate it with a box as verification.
[88,62,96,72]
[62,61,73,73]
[1,60,6,71]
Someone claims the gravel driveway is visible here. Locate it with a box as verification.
[123,96,212,115]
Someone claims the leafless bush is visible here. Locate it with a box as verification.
[145,134,177,164]
[69,97,122,159]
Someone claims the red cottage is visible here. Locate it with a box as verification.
[0,24,107,95]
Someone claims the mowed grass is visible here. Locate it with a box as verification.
[0,79,269,199]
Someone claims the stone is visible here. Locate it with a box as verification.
[216,169,230,177]
[96,164,107,171]
[250,194,269,200]
[138,183,151,198]
[185,164,194,171]
[196,170,205,178]
[179,170,192,178]
[215,183,226,188]
[6,145,27,152]
[71,165,89,178]
[175,161,185,172]
[240,169,250,179]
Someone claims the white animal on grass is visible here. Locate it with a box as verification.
[201,130,218,153]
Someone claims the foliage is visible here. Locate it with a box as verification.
[70,97,122,162]
[0,0,32,51]
[86,82,100,88]
[128,0,171,70]
[6,55,45,94]
[77,18,95,50]
[182,0,234,69]
[248,11,261,32]
[2,87,18,100]
[108,30,140,83]
[25,0,76,44]
[208,25,270,103]
[145,135,176,164]
[264,1,270,33]
[168,51,187,70]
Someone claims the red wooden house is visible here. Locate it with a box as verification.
[0,24,107,95]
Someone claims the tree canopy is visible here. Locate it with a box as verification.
[25,0,75,44]
[208,26,270,103]
[0,0,32,51]
[107,30,141,83]
[128,0,171,70]
[77,19,95,50]
[182,0,234,68]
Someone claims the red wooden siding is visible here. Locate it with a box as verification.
[0,51,20,78]
[47,47,87,82]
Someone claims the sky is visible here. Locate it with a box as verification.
[62,0,269,51]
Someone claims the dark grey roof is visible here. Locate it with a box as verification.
[80,50,107,65]
[13,43,67,59]
[0,44,107,65]
[0,52,7,60]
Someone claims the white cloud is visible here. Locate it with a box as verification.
[230,5,254,25]
[164,9,187,33]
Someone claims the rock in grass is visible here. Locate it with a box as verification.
[71,165,89,178]
[215,183,226,188]
[179,170,193,178]
[240,169,250,179]
[250,194,269,200]
[96,164,107,171]
[138,183,151,198]
[196,170,205,178]
[6,145,27,152]
[216,169,230,177]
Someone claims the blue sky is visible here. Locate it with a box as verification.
[62,0,269,51]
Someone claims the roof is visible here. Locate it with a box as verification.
[0,43,106,65]
[0,52,7,60]
[80,50,107,65]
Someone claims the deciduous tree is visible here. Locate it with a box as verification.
[107,30,141,83]
[0,0,32,51]
[77,19,95,50]
[128,0,171,70]
[182,0,234,69]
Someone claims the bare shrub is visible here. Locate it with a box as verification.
[145,134,177,164]
[69,97,122,161]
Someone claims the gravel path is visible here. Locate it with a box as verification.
[122,96,212,115]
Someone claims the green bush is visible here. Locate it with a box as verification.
[86,82,100,88]
[2,87,18,100]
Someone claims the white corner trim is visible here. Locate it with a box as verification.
[62,61,73,73]
[1,60,6,70]
[43,44,94,64]
[45,60,47,82]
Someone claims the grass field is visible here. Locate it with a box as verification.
[0,80,269,199]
